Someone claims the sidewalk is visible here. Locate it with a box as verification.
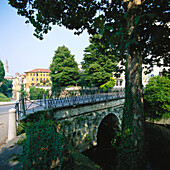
[0,135,24,170]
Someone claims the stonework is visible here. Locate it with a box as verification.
[52,98,125,152]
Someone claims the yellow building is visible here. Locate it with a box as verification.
[25,68,52,88]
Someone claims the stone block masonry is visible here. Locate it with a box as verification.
[52,98,125,152]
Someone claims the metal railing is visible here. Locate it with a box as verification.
[15,88,125,122]
[15,95,45,123]
[47,88,125,109]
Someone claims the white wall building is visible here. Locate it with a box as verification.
[113,63,169,89]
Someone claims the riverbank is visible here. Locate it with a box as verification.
[83,122,170,170]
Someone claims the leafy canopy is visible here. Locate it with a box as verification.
[81,34,117,87]
[8,0,169,72]
[29,86,50,100]
[144,76,170,120]
[50,46,80,89]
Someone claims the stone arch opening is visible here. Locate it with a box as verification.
[97,113,120,149]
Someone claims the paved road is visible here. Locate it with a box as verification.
[0,104,15,145]
[0,102,43,145]
[0,105,15,115]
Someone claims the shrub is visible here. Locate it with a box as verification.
[144,76,170,120]
[100,77,116,91]
[29,86,50,100]
[20,117,69,169]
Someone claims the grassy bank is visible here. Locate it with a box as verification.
[0,93,10,102]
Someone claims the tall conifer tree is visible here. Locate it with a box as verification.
[82,34,116,87]
[50,46,80,90]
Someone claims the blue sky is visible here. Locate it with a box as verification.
[0,0,90,76]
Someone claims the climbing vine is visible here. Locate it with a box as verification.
[116,58,145,170]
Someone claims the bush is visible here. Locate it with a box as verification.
[20,117,69,169]
[100,77,116,91]
[29,86,50,100]
[144,76,170,120]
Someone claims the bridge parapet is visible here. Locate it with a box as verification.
[52,98,124,152]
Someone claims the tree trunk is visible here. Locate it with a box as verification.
[117,0,145,169]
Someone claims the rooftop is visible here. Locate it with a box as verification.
[25,68,51,73]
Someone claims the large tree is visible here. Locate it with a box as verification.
[50,46,80,90]
[82,34,117,87]
[9,0,169,169]
[0,60,5,83]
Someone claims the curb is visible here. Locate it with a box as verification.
[0,102,16,106]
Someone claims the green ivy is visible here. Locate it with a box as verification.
[18,117,69,169]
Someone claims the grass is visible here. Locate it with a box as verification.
[0,92,11,102]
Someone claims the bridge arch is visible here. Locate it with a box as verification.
[97,113,120,149]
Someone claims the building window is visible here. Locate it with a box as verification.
[32,78,34,81]
[33,73,35,76]
[120,80,123,86]
[30,73,32,76]
[41,74,42,76]
[44,78,45,80]
[116,80,119,86]
[40,78,42,81]
[44,74,45,76]
[37,78,38,81]
[37,74,38,76]
[46,74,48,76]
[31,83,34,86]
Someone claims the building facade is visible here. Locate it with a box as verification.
[12,73,26,100]
[25,68,52,88]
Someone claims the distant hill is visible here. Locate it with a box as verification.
[0,93,10,102]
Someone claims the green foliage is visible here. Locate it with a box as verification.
[18,84,28,98]
[0,79,12,98]
[144,76,170,120]
[100,77,116,91]
[16,113,100,169]
[8,1,169,73]
[50,46,80,90]
[84,134,92,142]
[0,92,11,102]
[29,86,50,100]
[0,60,5,82]
[17,122,26,135]
[19,117,69,169]
[82,34,117,87]
[83,63,111,87]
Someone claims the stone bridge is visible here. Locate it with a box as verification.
[50,98,124,152]
[15,89,125,151]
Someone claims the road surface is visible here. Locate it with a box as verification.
[0,103,15,145]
